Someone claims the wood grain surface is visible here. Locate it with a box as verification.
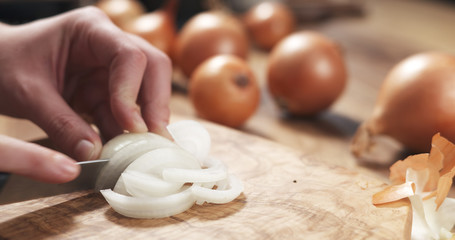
[0,119,410,239]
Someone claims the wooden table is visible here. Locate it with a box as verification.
[0,0,454,239]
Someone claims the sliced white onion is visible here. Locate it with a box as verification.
[113,175,129,196]
[167,120,211,163]
[95,134,177,190]
[98,120,244,219]
[100,132,174,159]
[192,175,244,205]
[162,157,227,183]
[121,170,184,197]
[125,147,201,175]
[100,186,196,219]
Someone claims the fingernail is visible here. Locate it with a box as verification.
[74,139,95,161]
[133,111,148,132]
[53,154,80,177]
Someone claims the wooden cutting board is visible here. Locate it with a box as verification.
[0,118,410,239]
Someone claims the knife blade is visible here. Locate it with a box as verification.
[0,159,108,205]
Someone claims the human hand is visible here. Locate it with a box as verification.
[0,7,172,182]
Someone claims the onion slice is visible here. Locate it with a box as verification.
[124,147,201,175]
[162,157,227,183]
[167,120,211,162]
[121,170,184,197]
[100,186,196,219]
[192,175,244,205]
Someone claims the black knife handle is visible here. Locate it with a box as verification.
[0,172,10,192]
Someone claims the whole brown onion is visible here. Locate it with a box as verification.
[122,0,178,57]
[189,55,260,128]
[96,0,145,28]
[352,52,455,156]
[267,31,347,116]
[175,11,249,78]
[243,1,296,50]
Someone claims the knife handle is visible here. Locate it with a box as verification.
[0,172,9,192]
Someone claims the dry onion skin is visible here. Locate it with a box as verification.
[95,0,145,28]
[97,120,244,219]
[267,31,347,116]
[189,55,260,128]
[372,133,455,239]
[242,1,296,50]
[174,11,249,78]
[122,0,178,57]
[352,52,455,157]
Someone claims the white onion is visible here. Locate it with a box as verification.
[166,120,211,162]
[404,168,455,239]
[100,186,196,219]
[162,157,227,183]
[121,170,184,197]
[98,120,244,219]
[125,147,201,175]
[192,175,244,205]
[100,132,174,159]
[96,133,176,190]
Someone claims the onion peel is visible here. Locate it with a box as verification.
[372,133,455,239]
[372,182,415,205]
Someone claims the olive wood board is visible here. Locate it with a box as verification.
[0,118,410,239]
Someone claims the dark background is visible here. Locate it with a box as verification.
[0,0,206,26]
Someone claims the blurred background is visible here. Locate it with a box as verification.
[3,0,453,25]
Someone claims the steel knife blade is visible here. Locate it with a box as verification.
[0,159,108,205]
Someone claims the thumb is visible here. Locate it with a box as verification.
[0,135,80,183]
[25,88,102,161]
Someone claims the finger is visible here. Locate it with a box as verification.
[25,83,102,161]
[75,15,149,133]
[108,45,149,133]
[0,135,80,183]
[128,34,172,135]
[92,102,124,141]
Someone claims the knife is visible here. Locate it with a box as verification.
[0,159,108,205]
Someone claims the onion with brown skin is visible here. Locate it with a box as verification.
[175,11,249,78]
[267,31,347,116]
[243,1,296,50]
[351,52,455,157]
[122,0,178,58]
[189,55,260,128]
[95,0,145,28]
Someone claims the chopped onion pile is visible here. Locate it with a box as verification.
[372,133,455,239]
[98,120,244,219]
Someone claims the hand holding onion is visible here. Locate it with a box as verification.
[0,7,171,182]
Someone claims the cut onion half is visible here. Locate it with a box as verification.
[96,133,177,190]
[100,186,196,219]
[167,120,211,162]
[100,132,174,159]
[192,175,244,205]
